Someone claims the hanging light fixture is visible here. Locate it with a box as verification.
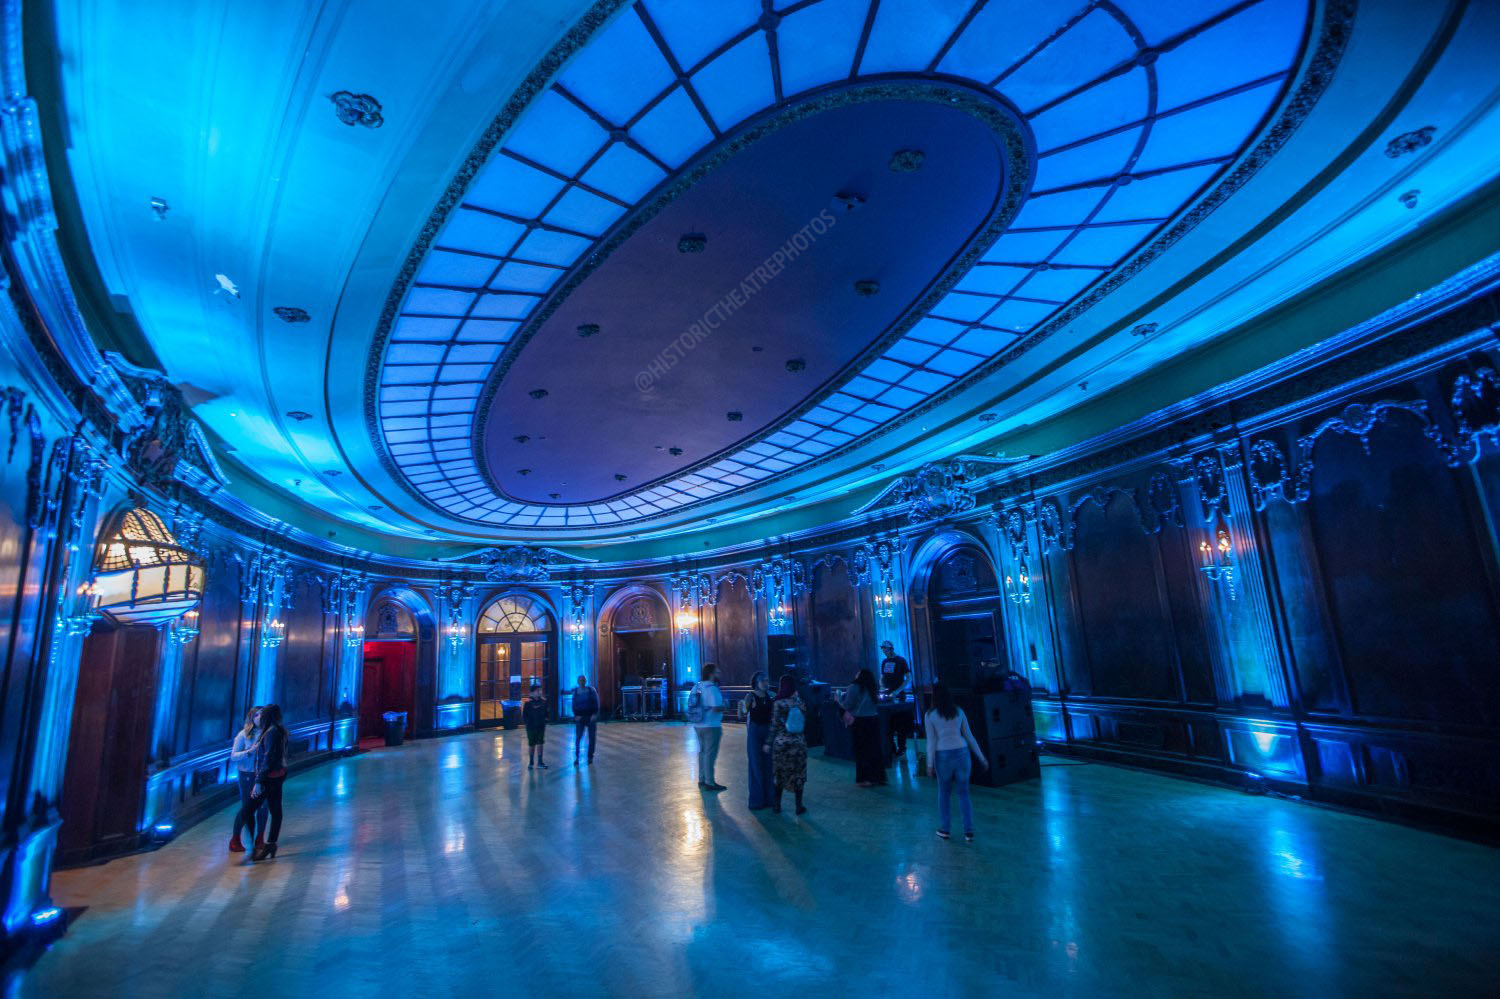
[89,509,204,627]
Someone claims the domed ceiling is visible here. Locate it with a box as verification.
[57,0,1500,555]
[370,0,1308,530]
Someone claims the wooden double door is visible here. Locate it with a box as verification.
[477,633,551,725]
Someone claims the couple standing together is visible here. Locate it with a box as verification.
[689,663,808,814]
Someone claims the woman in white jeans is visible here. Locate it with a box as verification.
[923,682,989,841]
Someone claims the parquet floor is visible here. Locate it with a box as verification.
[22,724,1500,998]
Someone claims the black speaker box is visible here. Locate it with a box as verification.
[973,731,1041,788]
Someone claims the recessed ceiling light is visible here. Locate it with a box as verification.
[149,196,169,220]
[614,473,627,482]
[726,411,743,422]
[677,233,707,253]
[668,446,683,456]
[513,434,530,444]
[785,358,806,373]
[286,410,312,422]
[516,468,531,476]
[325,470,342,477]
[273,307,311,323]
[576,323,600,338]
[529,388,548,400]
[978,413,998,423]
[367,505,383,512]
[853,279,879,297]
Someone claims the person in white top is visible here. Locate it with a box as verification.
[689,662,726,791]
[923,682,989,841]
[227,705,263,854]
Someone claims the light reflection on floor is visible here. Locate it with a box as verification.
[20,724,1500,998]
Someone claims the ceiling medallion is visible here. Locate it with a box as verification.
[854,280,880,297]
[1384,125,1435,158]
[285,410,313,422]
[576,323,600,338]
[514,434,531,444]
[889,149,925,173]
[785,358,806,373]
[529,388,549,400]
[273,306,311,323]
[330,91,384,129]
[726,411,743,422]
[1130,322,1159,337]
[677,233,707,253]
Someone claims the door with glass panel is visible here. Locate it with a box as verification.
[475,594,554,726]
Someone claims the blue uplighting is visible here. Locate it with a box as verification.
[31,906,62,927]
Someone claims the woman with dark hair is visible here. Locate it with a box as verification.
[769,674,808,814]
[227,705,263,854]
[742,671,775,810]
[841,668,885,787]
[249,703,289,861]
[924,682,988,842]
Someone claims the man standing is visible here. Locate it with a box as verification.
[688,662,726,790]
[880,641,914,757]
[572,674,600,765]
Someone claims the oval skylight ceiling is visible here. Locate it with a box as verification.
[370,0,1310,530]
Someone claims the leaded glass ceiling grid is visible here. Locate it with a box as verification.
[373,0,1309,529]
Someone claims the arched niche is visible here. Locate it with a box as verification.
[595,582,674,718]
[906,529,1006,693]
[360,585,437,740]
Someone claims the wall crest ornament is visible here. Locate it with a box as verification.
[449,544,595,582]
[858,455,1020,523]
[106,353,228,491]
[1449,367,1500,462]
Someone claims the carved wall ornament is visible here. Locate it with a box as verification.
[858,455,1018,524]
[1449,367,1500,463]
[1003,507,1029,557]
[475,545,553,582]
[330,91,384,128]
[1189,454,1227,521]
[1146,471,1183,530]
[1383,125,1435,158]
[1293,399,1455,500]
[1247,440,1292,511]
[1037,500,1067,553]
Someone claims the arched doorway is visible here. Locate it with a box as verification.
[606,591,671,717]
[475,593,555,726]
[921,542,1006,694]
[359,596,420,743]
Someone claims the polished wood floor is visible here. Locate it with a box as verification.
[23,724,1500,997]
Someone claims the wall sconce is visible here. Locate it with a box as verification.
[261,618,286,649]
[167,608,201,645]
[446,619,467,651]
[344,619,365,649]
[1005,558,1033,605]
[60,580,102,637]
[675,609,697,636]
[874,579,895,619]
[1199,525,1237,599]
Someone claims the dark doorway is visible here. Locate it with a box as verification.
[603,591,671,718]
[927,546,1005,693]
[59,624,162,865]
[359,639,417,741]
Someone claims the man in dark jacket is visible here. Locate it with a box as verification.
[572,674,600,765]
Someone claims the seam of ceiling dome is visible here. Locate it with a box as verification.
[361,0,1342,534]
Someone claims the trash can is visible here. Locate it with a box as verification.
[382,710,408,747]
[501,700,522,730]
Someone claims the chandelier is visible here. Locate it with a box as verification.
[89,509,204,627]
